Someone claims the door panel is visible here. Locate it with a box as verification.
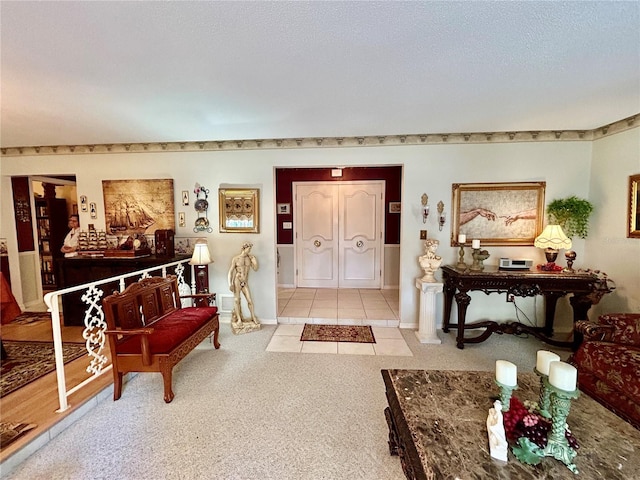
[296,185,338,288]
[339,184,382,288]
[295,181,383,289]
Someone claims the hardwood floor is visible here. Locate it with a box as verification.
[0,318,113,463]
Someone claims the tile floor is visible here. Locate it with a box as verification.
[277,287,399,326]
[265,323,413,356]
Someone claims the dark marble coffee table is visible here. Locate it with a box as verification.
[382,369,640,480]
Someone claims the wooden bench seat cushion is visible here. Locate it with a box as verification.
[116,306,218,355]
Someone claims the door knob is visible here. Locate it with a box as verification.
[314,240,321,247]
[356,240,364,248]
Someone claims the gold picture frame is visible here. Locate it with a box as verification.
[219,188,260,233]
[628,173,640,238]
[451,181,545,246]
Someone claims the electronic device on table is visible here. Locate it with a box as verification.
[499,258,533,270]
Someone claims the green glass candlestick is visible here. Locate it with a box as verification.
[495,379,518,411]
[543,385,580,474]
[533,367,552,419]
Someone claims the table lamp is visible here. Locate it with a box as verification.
[534,225,572,267]
[190,238,213,294]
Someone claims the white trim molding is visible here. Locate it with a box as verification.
[1,114,637,157]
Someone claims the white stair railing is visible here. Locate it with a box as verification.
[43,258,192,412]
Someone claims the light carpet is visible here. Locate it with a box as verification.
[3,327,572,480]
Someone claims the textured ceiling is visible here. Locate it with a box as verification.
[1,1,639,148]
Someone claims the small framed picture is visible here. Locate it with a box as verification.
[388,202,402,214]
[89,202,97,219]
[178,212,186,227]
[277,203,290,215]
[182,190,189,206]
[80,195,88,212]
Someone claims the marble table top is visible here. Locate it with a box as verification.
[383,369,640,479]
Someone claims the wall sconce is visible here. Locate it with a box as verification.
[437,201,445,231]
[421,193,429,223]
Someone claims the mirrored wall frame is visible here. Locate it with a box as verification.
[218,188,260,233]
[628,173,640,238]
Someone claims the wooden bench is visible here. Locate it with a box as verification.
[102,275,220,403]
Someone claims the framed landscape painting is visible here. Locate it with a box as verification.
[451,181,545,246]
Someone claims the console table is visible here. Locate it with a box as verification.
[382,369,640,480]
[441,265,599,350]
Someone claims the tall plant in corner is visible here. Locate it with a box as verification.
[546,196,594,239]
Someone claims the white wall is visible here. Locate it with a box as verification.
[587,127,640,314]
[2,131,635,330]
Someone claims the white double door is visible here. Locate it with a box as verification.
[294,181,384,289]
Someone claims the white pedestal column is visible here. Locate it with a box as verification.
[415,278,443,344]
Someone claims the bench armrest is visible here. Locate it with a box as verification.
[105,328,154,365]
[105,328,155,337]
[180,292,216,306]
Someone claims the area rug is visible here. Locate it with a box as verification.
[0,341,87,398]
[10,311,51,325]
[0,422,37,449]
[300,324,376,343]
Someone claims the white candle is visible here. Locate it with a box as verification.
[548,361,577,392]
[458,234,466,243]
[472,239,480,249]
[536,350,560,376]
[495,360,517,387]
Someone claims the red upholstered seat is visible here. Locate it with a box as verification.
[570,313,640,429]
[116,306,218,355]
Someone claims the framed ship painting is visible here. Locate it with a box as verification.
[102,179,175,236]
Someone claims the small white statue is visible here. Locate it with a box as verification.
[228,242,261,334]
[487,400,508,462]
[418,238,442,282]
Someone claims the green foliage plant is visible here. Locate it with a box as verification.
[546,196,594,239]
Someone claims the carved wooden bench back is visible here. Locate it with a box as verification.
[104,275,181,330]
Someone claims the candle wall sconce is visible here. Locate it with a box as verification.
[437,201,445,231]
[421,193,429,223]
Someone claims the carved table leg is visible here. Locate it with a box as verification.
[543,292,563,337]
[384,407,399,456]
[455,291,471,349]
[442,281,456,333]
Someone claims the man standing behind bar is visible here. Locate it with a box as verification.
[60,214,80,257]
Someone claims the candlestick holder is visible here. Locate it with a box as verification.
[495,379,518,411]
[543,385,580,473]
[533,368,552,419]
[456,244,467,269]
[470,248,490,271]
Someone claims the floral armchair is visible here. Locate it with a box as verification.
[569,313,640,430]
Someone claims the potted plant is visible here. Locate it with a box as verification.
[546,196,594,239]
[545,196,594,271]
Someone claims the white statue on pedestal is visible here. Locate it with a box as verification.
[418,238,442,282]
[228,242,261,335]
[487,400,508,462]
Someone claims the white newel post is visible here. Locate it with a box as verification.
[415,278,443,344]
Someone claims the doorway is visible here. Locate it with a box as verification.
[31,176,77,295]
[294,181,384,289]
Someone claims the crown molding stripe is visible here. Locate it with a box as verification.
[1,114,637,157]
